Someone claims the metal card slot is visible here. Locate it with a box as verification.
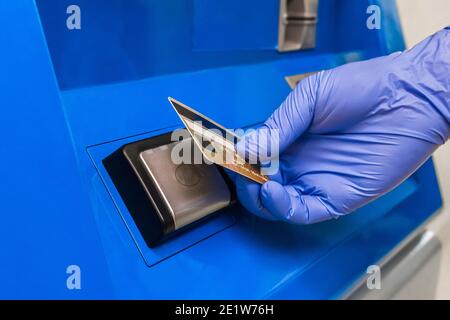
[278,0,319,52]
[285,71,319,89]
[103,132,234,247]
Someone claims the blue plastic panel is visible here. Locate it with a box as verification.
[36,0,381,89]
[0,0,442,299]
[0,0,112,298]
[193,0,279,51]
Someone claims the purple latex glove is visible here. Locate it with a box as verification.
[235,28,450,224]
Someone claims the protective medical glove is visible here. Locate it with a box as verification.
[235,28,450,224]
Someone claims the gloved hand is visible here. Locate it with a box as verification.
[234,28,449,224]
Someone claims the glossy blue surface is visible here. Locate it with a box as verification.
[36,0,380,90]
[0,0,442,299]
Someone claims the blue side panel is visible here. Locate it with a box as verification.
[0,1,112,298]
[0,0,443,299]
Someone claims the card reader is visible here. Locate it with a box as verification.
[103,132,234,247]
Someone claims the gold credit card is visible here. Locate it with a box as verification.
[168,97,269,184]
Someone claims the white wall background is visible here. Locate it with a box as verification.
[396,0,450,299]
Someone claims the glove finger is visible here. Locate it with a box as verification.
[235,126,281,164]
[236,73,319,164]
[266,74,318,150]
[260,181,334,225]
[235,175,278,221]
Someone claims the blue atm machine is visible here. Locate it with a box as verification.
[0,0,443,299]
